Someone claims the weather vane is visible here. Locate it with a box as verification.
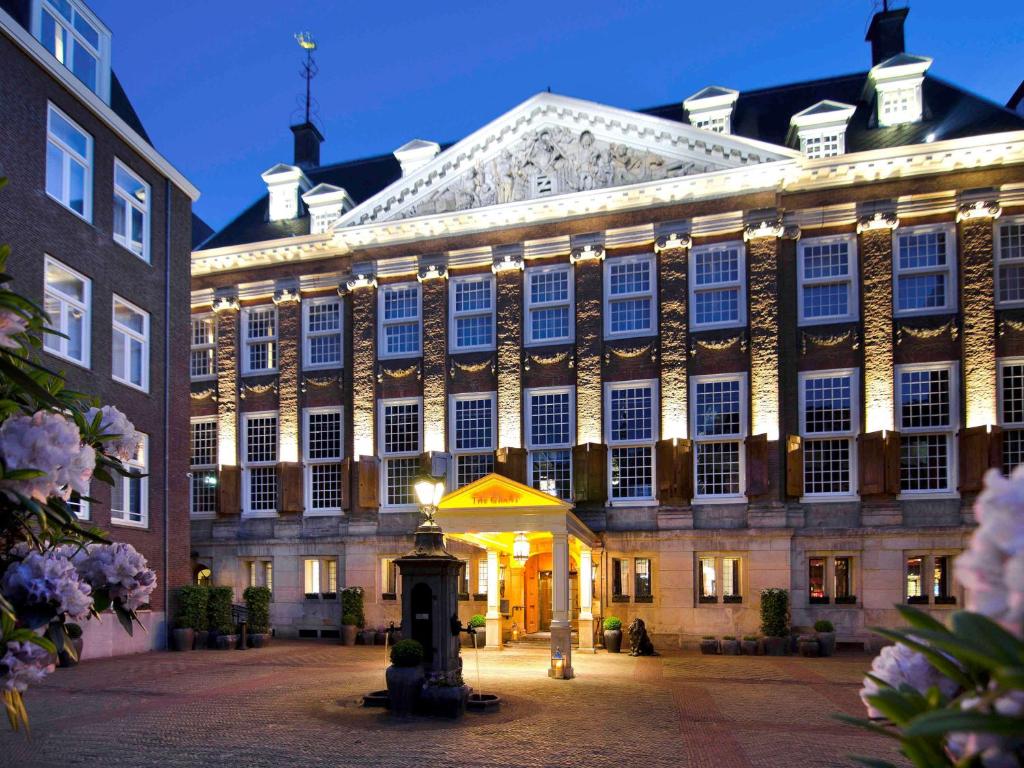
[294,32,318,125]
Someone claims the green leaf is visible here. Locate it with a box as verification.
[894,605,952,635]
[864,688,928,726]
[950,612,1024,666]
[850,757,903,768]
[114,604,134,636]
[992,666,1024,689]
[904,709,1024,738]
[833,713,901,740]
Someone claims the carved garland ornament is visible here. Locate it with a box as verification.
[450,358,496,378]
[300,375,342,393]
[240,381,277,399]
[377,363,421,382]
[523,351,573,372]
[801,329,860,356]
[604,343,656,364]
[897,319,959,345]
[999,318,1024,337]
[190,388,217,401]
[689,333,747,357]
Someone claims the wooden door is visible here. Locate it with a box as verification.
[538,571,552,630]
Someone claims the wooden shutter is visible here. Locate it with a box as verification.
[357,455,380,508]
[495,447,527,484]
[786,435,803,498]
[277,462,304,513]
[745,433,769,497]
[959,426,994,492]
[884,431,902,496]
[656,438,692,505]
[340,458,352,511]
[573,443,608,503]
[858,431,885,496]
[217,465,241,516]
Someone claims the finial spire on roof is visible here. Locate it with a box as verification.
[295,32,318,125]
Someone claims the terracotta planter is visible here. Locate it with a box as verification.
[172,628,194,652]
[721,639,740,655]
[740,639,759,656]
[817,631,837,657]
[763,636,788,656]
[386,665,424,716]
[603,629,622,653]
[341,625,358,646]
[798,635,819,657]
[699,639,720,655]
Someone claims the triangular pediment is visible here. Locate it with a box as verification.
[338,92,796,226]
[438,473,571,512]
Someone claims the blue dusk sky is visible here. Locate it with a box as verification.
[86,0,1024,233]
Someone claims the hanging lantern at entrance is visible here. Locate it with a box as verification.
[512,532,530,564]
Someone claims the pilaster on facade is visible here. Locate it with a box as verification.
[655,232,691,441]
[494,250,524,448]
[420,259,448,453]
[573,243,604,446]
[213,291,240,470]
[858,208,900,435]
[273,281,302,474]
[346,271,378,461]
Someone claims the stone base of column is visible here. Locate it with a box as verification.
[577,617,595,652]
[861,502,903,527]
[657,506,694,529]
[959,496,977,525]
[748,502,787,528]
[549,625,574,679]
[485,616,502,650]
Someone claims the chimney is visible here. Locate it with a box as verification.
[865,5,909,66]
[291,122,324,170]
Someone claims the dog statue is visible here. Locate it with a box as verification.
[627,617,656,656]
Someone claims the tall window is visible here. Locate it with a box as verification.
[606,381,656,501]
[381,558,398,597]
[894,225,957,316]
[190,418,217,517]
[111,296,149,391]
[800,370,858,497]
[526,387,574,500]
[689,242,745,329]
[897,364,958,493]
[380,399,421,507]
[304,408,343,514]
[43,256,90,366]
[798,236,857,325]
[190,315,216,380]
[304,558,337,598]
[111,433,147,526]
[450,393,495,487]
[604,255,656,339]
[303,297,342,369]
[999,359,1024,474]
[450,274,495,352]
[634,558,652,601]
[612,558,629,599]
[477,558,489,595]
[692,375,746,499]
[525,265,573,346]
[379,283,421,359]
[243,413,278,515]
[35,0,109,97]
[113,161,149,261]
[996,218,1024,307]
[46,104,92,219]
[241,306,277,374]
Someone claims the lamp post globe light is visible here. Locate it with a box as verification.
[413,473,446,525]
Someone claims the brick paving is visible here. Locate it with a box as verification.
[0,642,904,767]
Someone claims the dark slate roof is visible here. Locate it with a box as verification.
[191,213,214,250]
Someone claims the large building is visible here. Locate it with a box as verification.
[189,7,1024,667]
[0,0,198,655]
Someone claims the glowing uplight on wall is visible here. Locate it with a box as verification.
[279,430,299,463]
[662,417,688,441]
[423,425,445,454]
[217,430,237,467]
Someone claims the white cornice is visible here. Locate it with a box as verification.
[0,8,198,201]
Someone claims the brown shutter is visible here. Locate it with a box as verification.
[357,455,380,508]
[884,431,902,496]
[340,458,352,511]
[656,438,692,505]
[217,465,241,516]
[495,447,527,484]
[989,425,1003,475]
[858,431,885,496]
[277,462,304,513]
[745,433,769,497]
[786,435,803,498]
[573,443,607,503]
[959,426,993,492]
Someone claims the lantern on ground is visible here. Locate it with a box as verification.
[550,647,566,679]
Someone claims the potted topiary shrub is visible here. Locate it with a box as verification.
[57,622,84,667]
[208,586,237,650]
[341,614,358,646]
[603,616,623,653]
[244,585,272,648]
[721,635,740,655]
[468,614,486,648]
[759,587,790,656]
[741,635,759,655]
[386,639,425,716]
[173,585,207,651]
[814,619,836,657]
[699,635,719,655]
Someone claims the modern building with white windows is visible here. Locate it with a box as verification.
[188,7,1024,656]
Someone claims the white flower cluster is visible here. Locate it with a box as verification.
[948,688,1024,768]
[0,641,54,693]
[0,411,95,502]
[0,308,27,351]
[86,405,142,464]
[0,550,92,619]
[859,642,958,718]
[73,542,157,612]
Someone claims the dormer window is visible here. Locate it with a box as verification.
[869,54,932,127]
[683,86,739,136]
[33,0,111,102]
[261,163,310,223]
[302,184,353,234]
[790,101,856,160]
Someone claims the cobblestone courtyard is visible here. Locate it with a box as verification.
[1,642,903,767]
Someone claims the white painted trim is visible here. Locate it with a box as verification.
[797,368,860,500]
[688,240,746,331]
[797,234,859,326]
[112,159,151,263]
[997,357,1024,428]
[524,385,575,499]
[110,293,150,393]
[448,273,496,353]
[302,406,344,516]
[524,263,575,347]
[690,372,748,501]
[892,223,958,317]
[378,396,423,511]
[448,391,498,456]
[110,432,148,528]
[189,416,218,519]
[602,252,657,340]
[603,379,659,503]
[46,102,92,222]
[42,254,91,368]
[377,281,422,360]
[240,304,278,375]
[894,361,960,497]
[241,411,279,518]
[995,215,1024,309]
[301,295,344,370]
[189,313,216,382]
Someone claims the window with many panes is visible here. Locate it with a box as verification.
[113,160,149,261]
[634,558,652,601]
[800,370,858,497]
[801,130,844,159]
[605,381,656,501]
[380,399,421,507]
[449,274,495,352]
[46,104,92,219]
[190,315,216,380]
[604,255,656,339]
[689,242,745,329]
[906,553,957,605]
[450,393,495,487]
[242,306,277,374]
[190,418,217,517]
[304,408,343,513]
[999,359,1024,474]
[525,265,573,346]
[697,555,742,603]
[304,558,337,599]
[893,225,957,316]
[243,413,278,515]
[897,363,958,493]
[302,297,342,369]
[996,218,1024,307]
[35,0,110,97]
[379,283,421,359]
[43,256,90,366]
[526,387,574,500]
[477,558,488,595]
[808,555,857,605]
[111,296,149,391]
[111,433,147,526]
[798,236,857,325]
[692,375,746,499]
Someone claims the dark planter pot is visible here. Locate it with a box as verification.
[172,628,194,652]
[603,629,622,653]
[699,639,720,655]
[360,629,376,646]
[386,665,424,716]
[216,634,239,650]
[419,684,469,718]
[470,628,486,648]
[798,635,819,657]
[763,636,788,656]
[721,639,740,655]
[248,633,270,648]
[817,631,837,657]
[195,630,210,649]
[341,625,358,646]
[57,637,84,667]
[740,640,759,656]
[374,631,387,646]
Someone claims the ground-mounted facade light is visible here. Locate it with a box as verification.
[550,647,566,679]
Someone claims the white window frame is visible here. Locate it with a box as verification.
[895,361,960,498]
[377,282,422,360]
[995,215,1024,309]
[45,103,92,221]
[42,255,91,367]
[797,235,859,326]
[997,358,1024,475]
[603,253,657,340]
[449,392,497,489]
[691,373,748,503]
[378,397,422,510]
[604,379,658,504]
[303,557,338,598]
[381,557,400,597]
[241,305,278,375]
[688,241,746,330]
[110,432,148,528]
[524,264,575,347]
[112,159,150,262]
[525,385,575,499]
[302,296,344,370]
[190,314,216,381]
[799,128,846,159]
[448,273,496,353]
[32,0,111,101]
[303,406,344,516]
[241,411,279,518]
[189,417,217,519]
[696,553,745,604]
[798,368,860,501]
[111,294,149,392]
[892,223,958,317]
